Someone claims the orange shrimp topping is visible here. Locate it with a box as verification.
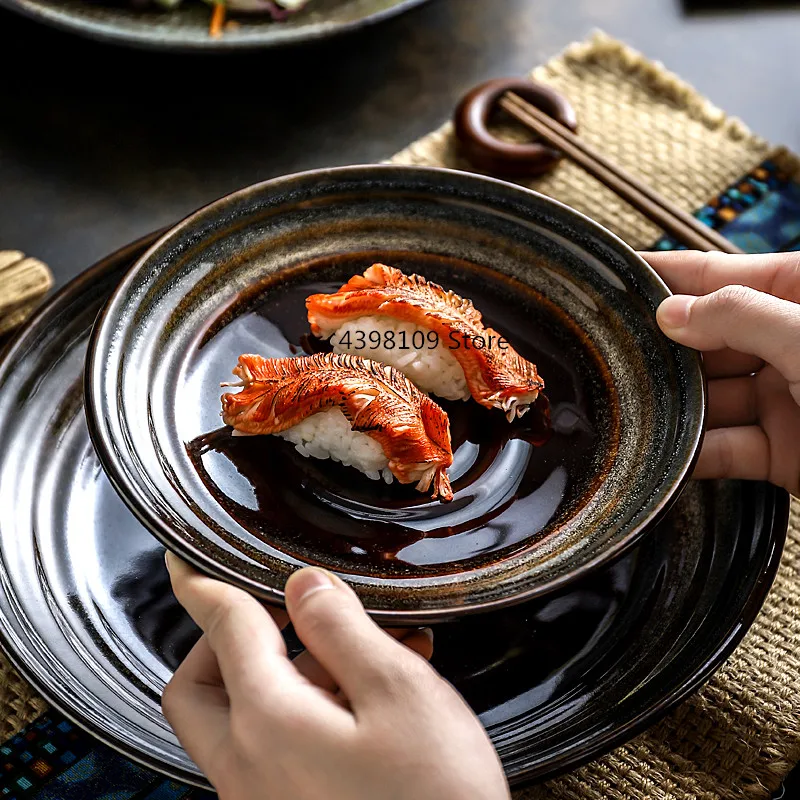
[306,264,544,420]
[221,352,454,501]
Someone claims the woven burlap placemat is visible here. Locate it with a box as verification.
[0,30,798,800]
[0,251,52,336]
[392,30,800,800]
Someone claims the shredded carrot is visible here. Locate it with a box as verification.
[209,2,225,38]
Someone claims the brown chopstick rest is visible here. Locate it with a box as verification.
[0,251,53,336]
[454,78,578,177]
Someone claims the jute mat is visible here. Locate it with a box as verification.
[392,30,800,800]
[0,30,798,800]
[0,251,51,336]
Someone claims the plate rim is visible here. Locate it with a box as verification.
[0,235,789,789]
[0,232,209,788]
[0,0,431,52]
[524,484,790,782]
[84,163,707,624]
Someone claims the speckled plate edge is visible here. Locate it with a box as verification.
[84,164,707,625]
[0,0,430,52]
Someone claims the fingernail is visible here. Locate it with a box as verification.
[658,295,694,329]
[164,550,172,573]
[288,567,336,602]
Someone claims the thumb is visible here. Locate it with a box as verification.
[657,285,800,388]
[284,567,432,706]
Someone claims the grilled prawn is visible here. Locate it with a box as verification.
[306,264,544,421]
[221,352,454,501]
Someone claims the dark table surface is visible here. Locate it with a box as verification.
[1,0,800,795]
[1,0,799,288]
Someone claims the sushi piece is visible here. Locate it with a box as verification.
[221,352,453,501]
[306,264,544,421]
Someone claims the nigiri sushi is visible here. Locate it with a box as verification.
[221,352,454,501]
[306,264,544,421]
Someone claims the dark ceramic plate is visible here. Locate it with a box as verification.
[86,165,706,624]
[0,0,428,51]
[0,236,788,787]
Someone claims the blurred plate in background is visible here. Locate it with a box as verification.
[0,0,429,51]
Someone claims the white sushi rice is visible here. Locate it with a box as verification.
[328,316,470,402]
[277,407,395,483]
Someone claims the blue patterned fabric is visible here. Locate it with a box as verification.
[0,713,214,799]
[1,157,797,799]
[653,159,800,253]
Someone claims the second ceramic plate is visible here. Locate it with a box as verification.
[0,235,787,788]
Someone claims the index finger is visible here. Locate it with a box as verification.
[166,552,295,706]
[643,251,800,304]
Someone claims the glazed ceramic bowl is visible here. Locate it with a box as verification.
[85,165,705,624]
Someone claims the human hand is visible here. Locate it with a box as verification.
[162,553,510,800]
[645,251,800,496]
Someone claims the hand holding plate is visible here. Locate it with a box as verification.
[162,553,510,800]
[647,251,800,495]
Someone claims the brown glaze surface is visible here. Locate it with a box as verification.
[186,253,618,578]
[87,165,703,618]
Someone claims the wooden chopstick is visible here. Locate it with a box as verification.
[500,92,744,255]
